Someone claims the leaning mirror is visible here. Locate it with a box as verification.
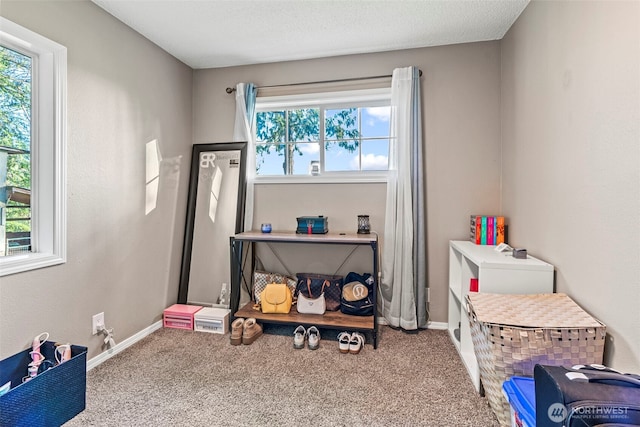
[177,142,247,307]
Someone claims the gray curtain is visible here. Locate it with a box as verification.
[232,83,257,231]
[380,66,427,330]
[410,69,427,329]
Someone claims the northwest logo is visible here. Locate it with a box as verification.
[548,403,567,422]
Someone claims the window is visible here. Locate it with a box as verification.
[0,17,67,276]
[0,45,31,257]
[254,88,391,181]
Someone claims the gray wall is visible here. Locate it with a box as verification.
[501,0,640,371]
[193,42,502,324]
[0,1,193,359]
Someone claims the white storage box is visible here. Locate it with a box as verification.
[194,307,230,334]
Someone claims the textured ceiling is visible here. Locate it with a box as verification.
[91,0,529,69]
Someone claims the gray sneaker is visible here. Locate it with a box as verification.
[293,325,306,349]
[307,326,320,350]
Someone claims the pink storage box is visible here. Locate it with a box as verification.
[163,304,203,330]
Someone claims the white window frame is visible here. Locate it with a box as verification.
[254,88,391,184]
[0,17,67,276]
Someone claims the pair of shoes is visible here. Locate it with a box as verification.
[293,325,320,350]
[337,331,365,354]
[230,318,263,345]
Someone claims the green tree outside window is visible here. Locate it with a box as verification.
[1,45,32,233]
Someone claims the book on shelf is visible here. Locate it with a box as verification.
[470,215,482,244]
[485,215,496,245]
[496,216,505,244]
[480,217,487,245]
[469,215,506,245]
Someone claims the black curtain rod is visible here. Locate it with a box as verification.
[225,69,422,94]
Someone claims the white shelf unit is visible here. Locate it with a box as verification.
[447,240,554,393]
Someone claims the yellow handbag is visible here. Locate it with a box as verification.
[260,283,293,314]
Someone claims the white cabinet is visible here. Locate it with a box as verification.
[447,240,554,392]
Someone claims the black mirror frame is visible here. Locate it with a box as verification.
[177,142,247,304]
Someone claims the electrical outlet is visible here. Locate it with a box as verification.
[92,312,104,335]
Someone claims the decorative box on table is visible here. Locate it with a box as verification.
[466,293,606,427]
[296,216,328,234]
[194,307,230,334]
[163,304,202,330]
[0,341,88,427]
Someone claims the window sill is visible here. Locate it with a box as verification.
[0,252,66,277]
[254,173,388,185]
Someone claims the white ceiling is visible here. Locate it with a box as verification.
[91,0,529,69]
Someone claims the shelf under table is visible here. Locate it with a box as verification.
[235,302,374,331]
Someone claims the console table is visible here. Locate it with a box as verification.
[229,231,379,348]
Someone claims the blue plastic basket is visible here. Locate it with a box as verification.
[502,376,536,427]
[0,341,87,427]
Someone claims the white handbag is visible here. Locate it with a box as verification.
[297,292,326,315]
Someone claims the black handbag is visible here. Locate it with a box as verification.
[295,273,343,311]
[340,272,374,316]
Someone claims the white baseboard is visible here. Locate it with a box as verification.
[427,321,448,330]
[377,316,448,330]
[86,321,162,371]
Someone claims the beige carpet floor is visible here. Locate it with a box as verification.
[66,325,499,426]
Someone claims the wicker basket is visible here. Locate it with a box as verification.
[466,293,606,427]
[0,341,87,427]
